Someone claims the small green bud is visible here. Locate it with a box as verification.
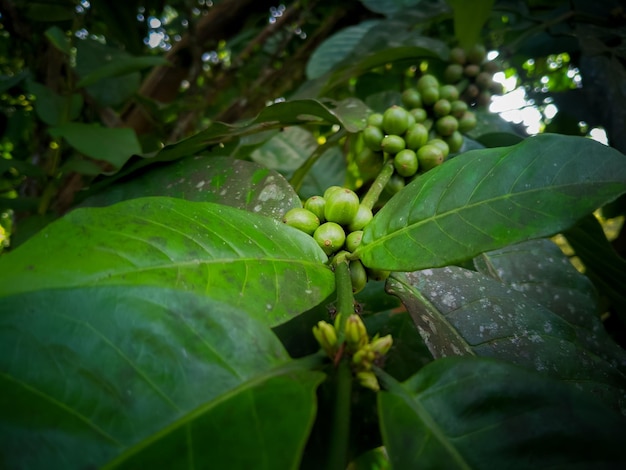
[345,314,368,351]
[369,334,393,356]
[352,345,375,368]
[356,370,380,391]
[312,320,338,357]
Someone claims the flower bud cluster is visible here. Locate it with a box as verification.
[312,313,393,392]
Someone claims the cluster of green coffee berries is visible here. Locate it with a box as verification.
[443,44,503,107]
[313,313,393,391]
[356,74,477,191]
[282,186,385,292]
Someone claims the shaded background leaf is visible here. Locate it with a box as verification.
[0,197,334,326]
[80,156,301,219]
[379,357,626,470]
[0,286,323,469]
[357,134,626,271]
[387,266,626,411]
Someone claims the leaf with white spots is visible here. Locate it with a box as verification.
[80,156,300,219]
[0,197,335,326]
[357,134,626,271]
[386,268,626,411]
[475,238,626,376]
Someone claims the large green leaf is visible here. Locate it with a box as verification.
[0,197,334,326]
[447,0,495,48]
[378,357,626,470]
[357,134,626,271]
[386,267,626,410]
[77,56,170,88]
[0,286,324,469]
[80,156,301,219]
[474,238,626,375]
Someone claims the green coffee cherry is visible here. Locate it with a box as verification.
[428,138,450,158]
[367,112,384,128]
[449,47,466,65]
[394,149,419,177]
[410,107,427,123]
[345,230,363,252]
[477,91,492,107]
[439,84,460,101]
[381,134,406,154]
[282,208,320,235]
[323,185,344,200]
[444,130,464,153]
[314,222,346,255]
[304,196,326,223]
[476,71,493,90]
[421,86,439,106]
[464,64,481,78]
[458,111,477,133]
[467,44,487,65]
[433,99,451,117]
[404,123,428,150]
[450,100,469,118]
[348,205,373,232]
[417,144,445,171]
[401,88,422,109]
[382,106,411,136]
[435,115,459,136]
[444,63,464,83]
[350,260,368,294]
[417,74,439,92]
[362,125,384,151]
[325,188,360,225]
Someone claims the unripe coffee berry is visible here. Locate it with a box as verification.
[348,205,373,232]
[282,208,320,235]
[428,138,450,158]
[382,106,411,135]
[367,112,384,128]
[444,64,464,83]
[304,196,326,222]
[444,130,464,153]
[324,188,360,225]
[439,84,459,101]
[394,149,419,177]
[421,86,439,106]
[417,74,439,92]
[323,185,344,200]
[314,222,346,256]
[345,230,363,252]
[449,47,466,65]
[381,134,406,154]
[410,107,427,123]
[433,99,451,117]
[401,88,422,109]
[458,111,477,133]
[362,125,384,151]
[350,260,368,294]
[435,115,459,136]
[417,144,445,171]
[404,123,428,150]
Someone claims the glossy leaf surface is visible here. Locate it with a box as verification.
[0,286,323,469]
[379,357,626,470]
[0,197,334,325]
[357,134,626,271]
[387,267,626,409]
[81,156,300,219]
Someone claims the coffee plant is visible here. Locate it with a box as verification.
[2,0,626,468]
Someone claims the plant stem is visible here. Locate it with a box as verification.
[360,159,394,211]
[289,128,347,193]
[327,359,352,470]
[333,256,354,343]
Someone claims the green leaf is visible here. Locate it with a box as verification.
[447,0,494,49]
[154,98,369,165]
[378,357,626,470]
[357,134,626,271]
[77,56,170,88]
[386,267,626,409]
[44,26,71,55]
[80,156,301,219]
[49,123,141,170]
[27,81,83,126]
[474,237,626,376]
[0,197,334,326]
[0,286,324,469]
[306,21,381,80]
